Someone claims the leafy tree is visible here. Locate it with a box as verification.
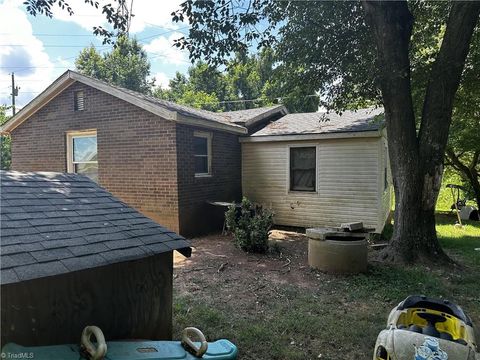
[75,46,106,80]
[443,26,480,210]
[0,105,11,170]
[154,51,319,112]
[445,115,480,211]
[172,1,480,264]
[75,36,154,94]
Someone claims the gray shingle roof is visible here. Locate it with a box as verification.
[71,71,245,130]
[219,105,287,125]
[251,107,384,137]
[0,171,191,285]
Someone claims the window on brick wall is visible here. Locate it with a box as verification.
[194,131,212,176]
[74,91,85,111]
[67,130,98,182]
[290,146,316,192]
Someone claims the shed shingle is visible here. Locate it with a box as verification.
[0,171,191,285]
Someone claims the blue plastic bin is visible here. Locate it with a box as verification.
[1,339,238,360]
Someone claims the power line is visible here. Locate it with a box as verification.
[0,33,101,37]
[0,44,111,48]
[0,26,190,72]
[0,27,189,48]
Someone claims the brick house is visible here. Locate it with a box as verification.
[1,71,287,236]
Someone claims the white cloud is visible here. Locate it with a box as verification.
[151,72,170,89]
[129,0,184,34]
[51,1,108,33]
[144,32,188,65]
[49,0,184,35]
[0,0,63,113]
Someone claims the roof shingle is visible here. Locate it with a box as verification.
[0,171,191,285]
[251,107,384,137]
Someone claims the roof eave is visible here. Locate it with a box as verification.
[1,70,247,135]
[1,71,75,134]
[69,72,177,122]
[243,105,289,128]
[240,129,382,142]
[176,113,247,134]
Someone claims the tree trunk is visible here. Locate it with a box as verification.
[471,174,480,211]
[362,1,480,264]
[388,162,448,263]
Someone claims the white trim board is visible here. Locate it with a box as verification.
[239,130,382,143]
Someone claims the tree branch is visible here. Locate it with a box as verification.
[446,147,472,176]
[471,150,480,170]
[419,2,480,165]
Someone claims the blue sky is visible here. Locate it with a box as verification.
[0,0,192,114]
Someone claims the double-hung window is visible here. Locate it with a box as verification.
[194,131,212,176]
[290,146,316,192]
[67,130,98,182]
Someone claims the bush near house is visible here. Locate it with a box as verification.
[225,197,273,253]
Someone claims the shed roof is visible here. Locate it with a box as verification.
[251,108,384,137]
[0,171,191,286]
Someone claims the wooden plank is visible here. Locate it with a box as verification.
[1,252,173,346]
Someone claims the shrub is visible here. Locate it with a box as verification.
[225,197,274,253]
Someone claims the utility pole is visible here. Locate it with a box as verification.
[11,73,19,116]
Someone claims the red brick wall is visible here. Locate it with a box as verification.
[11,82,180,232]
[176,124,242,236]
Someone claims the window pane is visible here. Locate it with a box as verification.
[291,147,316,170]
[73,136,97,162]
[290,147,316,191]
[194,136,208,156]
[74,163,98,182]
[291,170,315,191]
[195,156,208,174]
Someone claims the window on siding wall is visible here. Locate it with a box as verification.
[290,147,316,191]
[67,131,98,182]
[74,91,85,111]
[194,131,212,176]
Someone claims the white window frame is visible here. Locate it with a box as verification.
[287,143,319,194]
[194,131,212,177]
[66,130,98,174]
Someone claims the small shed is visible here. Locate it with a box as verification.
[240,108,391,232]
[0,171,191,346]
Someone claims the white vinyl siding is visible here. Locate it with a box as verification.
[377,131,392,230]
[242,137,385,231]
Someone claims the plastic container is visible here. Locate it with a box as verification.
[1,339,238,360]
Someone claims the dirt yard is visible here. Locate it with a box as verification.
[174,230,322,293]
[172,220,480,360]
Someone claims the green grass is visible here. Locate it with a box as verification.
[172,215,480,360]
